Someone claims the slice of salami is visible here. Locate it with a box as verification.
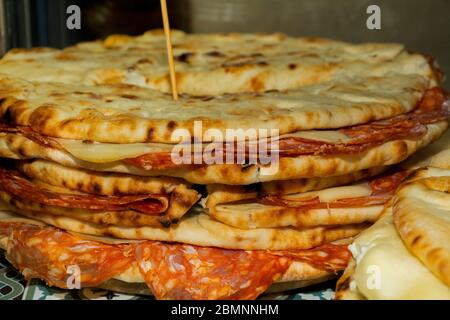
[1,221,354,299]
[5,223,134,288]
[279,87,449,157]
[135,242,291,300]
[270,243,352,271]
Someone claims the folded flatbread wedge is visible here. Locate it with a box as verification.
[0,160,200,228]
[205,170,407,229]
[393,167,450,286]
[336,168,450,299]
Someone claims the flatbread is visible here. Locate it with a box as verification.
[393,167,450,286]
[206,185,382,229]
[209,203,383,229]
[16,159,192,195]
[400,128,450,170]
[0,121,446,184]
[203,166,386,208]
[260,166,386,195]
[205,170,405,229]
[0,73,433,144]
[0,30,437,96]
[0,204,367,250]
[430,149,450,169]
[334,258,365,300]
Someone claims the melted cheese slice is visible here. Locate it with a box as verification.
[56,129,351,163]
[281,130,350,143]
[282,183,372,203]
[350,212,450,300]
[57,139,174,163]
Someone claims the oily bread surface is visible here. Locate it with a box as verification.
[0,73,431,144]
[0,30,437,96]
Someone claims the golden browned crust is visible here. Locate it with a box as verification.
[0,72,431,144]
[0,30,438,96]
[393,168,450,286]
[335,258,365,300]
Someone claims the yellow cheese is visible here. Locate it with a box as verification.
[317,184,372,202]
[283,183,372,202]
[57,139,174,163]
[56,130,350,164]
[350,212,450,300]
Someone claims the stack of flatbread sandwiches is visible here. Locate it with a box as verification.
[0,30,448,300]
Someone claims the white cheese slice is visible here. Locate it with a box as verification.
[282,183,372,203]
[351,213,450,300]
[57,139,174,163]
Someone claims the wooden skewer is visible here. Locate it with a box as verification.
[160,0,178,100]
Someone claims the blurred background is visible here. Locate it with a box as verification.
[0,0,449,87]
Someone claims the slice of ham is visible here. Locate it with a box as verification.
[0,167,169,215]
[259,171,408,209]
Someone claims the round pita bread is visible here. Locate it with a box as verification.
[393,167,450,286]
[16,159,191,195]
[0,30,437,95]
[0,73,431,144]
